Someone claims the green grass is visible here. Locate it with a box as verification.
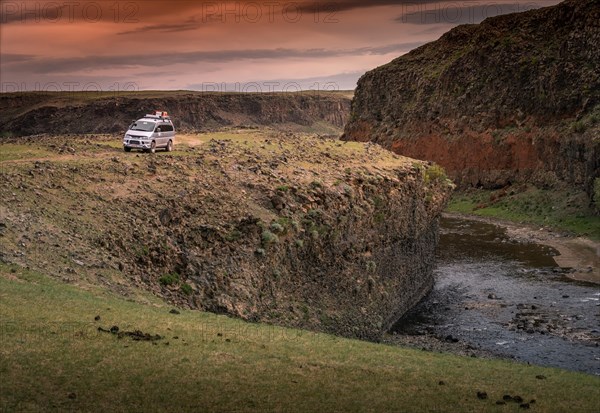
[1,263,599,412]
[448,186,600,240]
[0,144,54,162]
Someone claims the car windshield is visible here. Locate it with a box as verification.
[130,121,156,132]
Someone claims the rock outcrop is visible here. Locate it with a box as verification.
[0,133,452,339]
[342,0,599,197]
[0,91,351,136]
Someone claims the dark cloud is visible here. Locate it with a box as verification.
[0,54,36,64]
[117,18,203,35]
[0,1,469,26]
[0,1,207,24]
[186,70,367,91]
[297,0,445,14]
[4,42,425,74]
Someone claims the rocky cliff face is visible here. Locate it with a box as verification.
[0,133,452,339]
[0,91,351,136]
[343,0,599,196]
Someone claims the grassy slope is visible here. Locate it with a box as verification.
[448,186,600,240]
[1,263,598,413]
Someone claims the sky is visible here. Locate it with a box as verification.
[0,0,562,92]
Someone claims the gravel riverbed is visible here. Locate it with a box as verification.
[386,216,600,375]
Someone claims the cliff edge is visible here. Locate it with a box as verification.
[0,132,452,339]
[343,0,599,197]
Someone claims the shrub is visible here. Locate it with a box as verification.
[424,164,448,185]
[270,222,284,234]
[225,229,242,242]
[261,230,279,245]
[571,120,587,134]
[307,209,322,219]
[300,304,310,321]
[180,283,193,295]
[291,220,300,231]
[366,261,377,273]
[159,273,179,286]
[137,245,149,257]
[412,161,424,171]
[372,195,384,210]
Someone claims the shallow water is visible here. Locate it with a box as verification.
[393,217,600,375]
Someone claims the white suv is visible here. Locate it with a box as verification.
[123,111,175,153]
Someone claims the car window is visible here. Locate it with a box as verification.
[130,121,155,132]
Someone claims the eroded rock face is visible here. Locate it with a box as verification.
[0,133,452,340]
[343,0,599,194]
[0,91,351,136]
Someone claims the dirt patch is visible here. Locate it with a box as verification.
[97,325,163,341]
[176,133,208,147]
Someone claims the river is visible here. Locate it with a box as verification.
[391,216,600,375]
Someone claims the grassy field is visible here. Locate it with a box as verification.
[1,263,598,413]
[0,143,55,162]
[448,186,600,240]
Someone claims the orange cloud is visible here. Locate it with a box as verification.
[0,0,561,91]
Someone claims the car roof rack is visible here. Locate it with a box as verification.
[144,111,171,121]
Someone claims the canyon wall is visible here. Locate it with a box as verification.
[0,91,351,136]
[342,0,599,196]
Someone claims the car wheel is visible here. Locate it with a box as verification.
[124,146,131,152]
[149,141,156,154]
[166,140,173,152]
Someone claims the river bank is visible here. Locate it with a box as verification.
[447,186,600,242]
[444,212,600,285]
